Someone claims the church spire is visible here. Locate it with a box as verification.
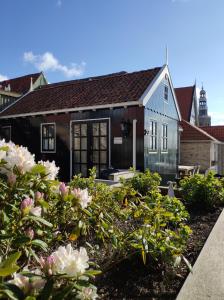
[198,85,211,126]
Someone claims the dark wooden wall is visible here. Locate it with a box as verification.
[0,106,144,181]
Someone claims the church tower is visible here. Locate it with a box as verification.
[198,86,211,126]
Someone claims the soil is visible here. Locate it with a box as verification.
[96,207,223,300]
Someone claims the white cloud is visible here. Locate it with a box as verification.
[0,74,8,81]
[210,111,224,125]
[56,0,62,7]
[23,51,85,78]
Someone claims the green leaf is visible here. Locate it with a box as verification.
[37,278,54,300]
[0,252,21,277]
[31,164,46,175]
[52,284,75,300]
[4,283,25,300]
[31,239,48,252]
[24,215,53,228]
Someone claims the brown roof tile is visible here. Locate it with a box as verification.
[175,86,195,121]
[180,120,218,141]
[0,67,161,116]
[200,126,224,142]
[0,73,41,95]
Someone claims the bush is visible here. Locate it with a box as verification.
[0,140,192,299]
[180,171,224,211]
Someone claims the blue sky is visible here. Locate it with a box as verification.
[1,0,224,124]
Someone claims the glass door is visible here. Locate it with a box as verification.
[72,119,109,178]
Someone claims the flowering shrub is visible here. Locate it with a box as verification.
[0,140,192,299]
[0,140,99,299]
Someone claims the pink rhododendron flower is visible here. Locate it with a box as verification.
[35,191,43,201]
[59,182,69,197]
[20,198,34,210]
[25,227,34,240]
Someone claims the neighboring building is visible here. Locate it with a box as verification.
[0,73,47,113]
[175,85,224,174]
[198,86,211,126]
[175,85,198,126]
[180,120,222,173]
[0,65,181,182]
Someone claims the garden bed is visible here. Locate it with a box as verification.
[96,206,223,299]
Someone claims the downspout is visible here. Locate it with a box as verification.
[133,119,137,169]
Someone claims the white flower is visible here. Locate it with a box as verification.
[72,188,92,209]
[77,287,98,300]
[30,206,42,217]
[0,150,6,161]
[0,142,35,177]
[8,272,45,294]
[38,160,59,180]
[51,244,89,277]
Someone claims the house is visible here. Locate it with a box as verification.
[179,120,221,173]
[175,85,224,174]
[0,65,181,182]
[0,72,47,141]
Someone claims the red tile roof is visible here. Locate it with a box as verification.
[200,126,224,142]
[0,67,161,117]
[0,73,41,95]
[180,120,218,141]
[175,86,195,121]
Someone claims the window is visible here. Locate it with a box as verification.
[162,124,168,151]
[164,85,168,101]
[0,126,11,142]
[149,120,157,151]
[41,123,56,152]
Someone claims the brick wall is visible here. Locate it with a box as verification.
[180,141,212,172]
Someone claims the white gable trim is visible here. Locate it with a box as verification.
[139,64,181,121]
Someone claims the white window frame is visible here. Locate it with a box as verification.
[41,123,56,153]
[161,123,168,152]
[1,125,11,141]
[164,84,169,102]
[148,120,157,153]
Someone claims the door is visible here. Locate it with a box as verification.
[72,119,109,178]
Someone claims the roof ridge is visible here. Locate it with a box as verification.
[0,72,41,84]
[35,67,162,92]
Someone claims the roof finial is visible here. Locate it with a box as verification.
[165,45,169,65]
[30,77,33,92]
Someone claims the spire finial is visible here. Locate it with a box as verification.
[165,45,168,65]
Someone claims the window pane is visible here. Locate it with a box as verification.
[43,139,48,150]
[74,151,80,163]
[100,151,107,164]
[49,125,54,137]
[93,137,99,150]
[49,138,54,150]
[81,164,87,177]
[74,164,80,174]
[100,122,107,136]
[93,151,99,163]
[74,124,80,137]
[81,151,87,163]
[74,138,80,150]
[43,126,47,137]
[100,137,107,150]
[92,123,99,136]
[81,138,87,150]
[81,124,87,136]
